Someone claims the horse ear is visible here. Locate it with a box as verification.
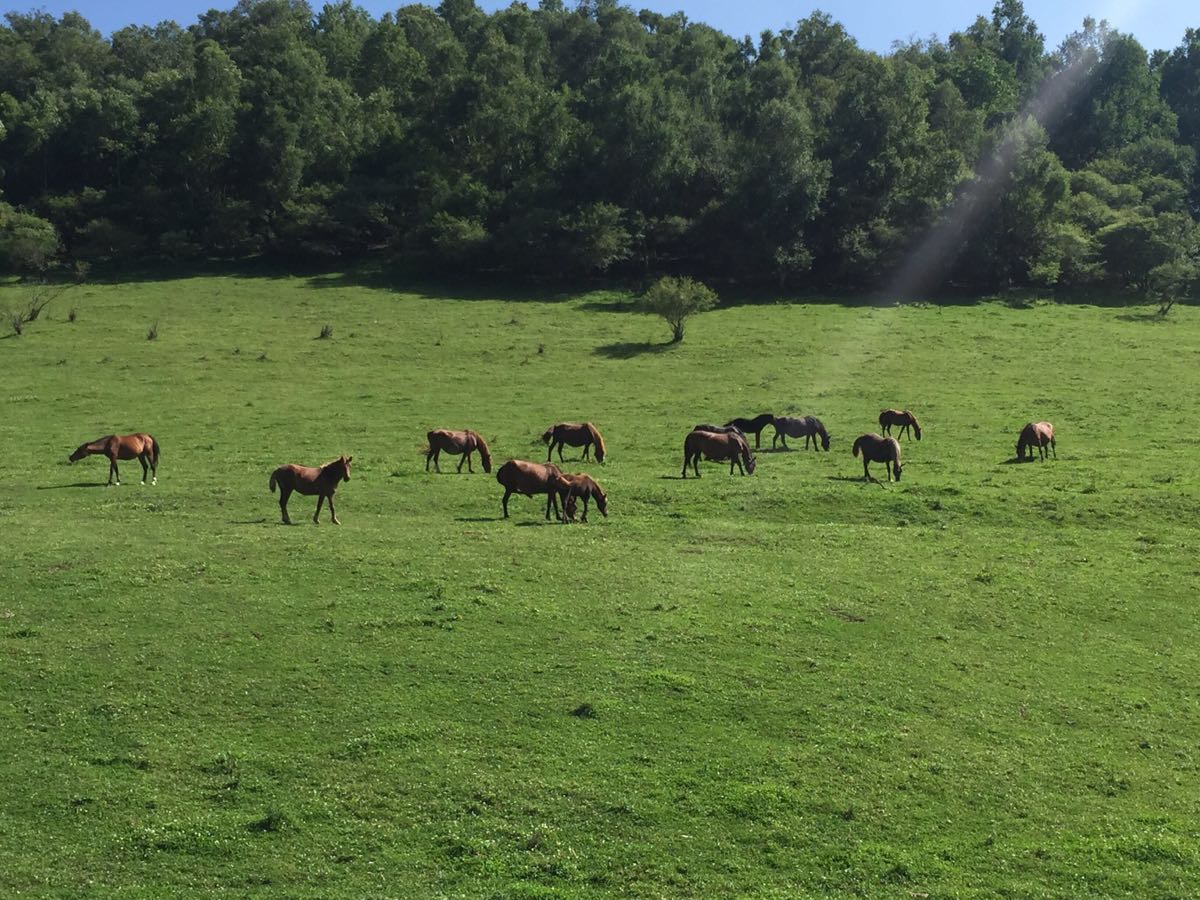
[347,456,353,463]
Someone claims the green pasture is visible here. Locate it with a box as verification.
[1,273,1198,897]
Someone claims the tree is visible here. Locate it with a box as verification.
[0,199,59,273]
[639,275,716,343]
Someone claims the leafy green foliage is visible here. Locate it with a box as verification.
[639,274,717,342]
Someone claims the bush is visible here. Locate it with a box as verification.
[639,276,719,343]
[0,202,60,274]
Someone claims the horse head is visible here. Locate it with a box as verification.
[820,430,831,451]
[473,433,493,473]
[892,459,902,481]
[339,455,353,481]
[541,426,555,445]
[68,443,90,463]
[593,482,609,516]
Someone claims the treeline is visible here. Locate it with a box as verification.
[0,0,1198,296]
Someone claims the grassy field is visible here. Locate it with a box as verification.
[1,271,1198,897]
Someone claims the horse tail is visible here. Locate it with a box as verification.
[269,469,278,493]
[150,435,161,462]
[878,410,888,429]
[474,432,493,473]
[587,423,606,463]
[852,436,863,458]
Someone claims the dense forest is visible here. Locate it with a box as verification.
[0,0,1198,296]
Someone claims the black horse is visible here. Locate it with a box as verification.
[723,413,774,449]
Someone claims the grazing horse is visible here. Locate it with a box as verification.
[771,415,831,451]
[682,429,757,478]
[879,409,922,440]
[426,429,492,474]
[724,413,774,449]
[560,473,608,523]
[543,422,607,464]
[852,433,902,483]
[496,459,572,520]
[1016,421,1056,461]
[68,433,160,485]
[269,455,352,524]
[693,423,745,438]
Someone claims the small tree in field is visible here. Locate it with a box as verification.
[640,276,718,343]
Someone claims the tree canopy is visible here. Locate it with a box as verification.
[0,0,1196,297]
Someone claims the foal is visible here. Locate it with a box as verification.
[269,455,352,524]
[560,473,608,523]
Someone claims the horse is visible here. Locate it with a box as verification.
[1016,421,1056,461]
[426,429,492,474]
[269,455,352,524]
[68,433,160,485]
[723,413,774,449]
[879,409,922,440]
[852,433,902,483]
[693,423,745,437]
[542,422,607,464]
[560,473,608,523]
[496,459,572,520]
[682,429,756,477]
[771,415,831,451]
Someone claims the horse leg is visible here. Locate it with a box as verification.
[139,454,149,485]
[425,448,433,472]
[109,455,120,486]
[557,442,565,464]
[328,493,340,525]
[466,452,474,473]
[502,489,512,518]
[314,495,325,524]
[279,487,292,525]
[582,444,590,461]
[457,453,466,473]
[580,495,589,523]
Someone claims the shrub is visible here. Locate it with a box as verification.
[318,324,333,340]
[147,322,158,341]
[639,276,719,343]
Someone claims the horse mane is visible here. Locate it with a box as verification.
[470,430,492,470]
[906,411,922,437]
[585,423,606,462]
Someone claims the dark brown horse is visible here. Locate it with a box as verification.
[542,422,607,464]
[68,433,160,485]
[496,459,572,520]
[1016,421,1056,461]
[771,415,831,451]
[879,409,922,440]
[682,429,756,477]
[269,455,352,524]
[852,433,902,483]
[560,473,608,523]
[426,429,493,473]
[693,423,745,438]
[724,413,774,449]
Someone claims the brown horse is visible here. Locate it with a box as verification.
[1016,421,1056,461]
[426,429,493,474]
[560,473,608,523]
[879,409,922,440]
[269,455,352,524]
[496,459,571,520]
[68,433,160,485]
[542,422,607,464]
[771,415,831,451]
[852,433,902,483]
[682,429,756,477]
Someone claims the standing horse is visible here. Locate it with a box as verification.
[543,422,607,464]
[682,429,757,477]
[68,433,160,485]
[852,433,902,483]
[560,473,608,523]
[771,416,831,451]
[269,455,352,524]
[879,409,922,440]
[496,459,572,520]
[1016,422,1056,461]
[426,429,493,474]
[724,413,774,449]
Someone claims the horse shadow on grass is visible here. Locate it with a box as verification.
[37,482,108,490]
[455,516,504,523]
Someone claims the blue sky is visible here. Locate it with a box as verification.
[10,0,1196,55]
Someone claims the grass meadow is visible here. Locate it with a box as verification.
[1,271,1198,897]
